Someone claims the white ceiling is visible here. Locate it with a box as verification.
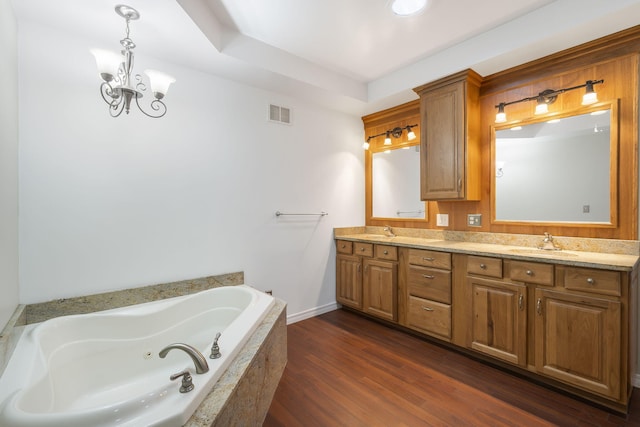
[11,0,640,116]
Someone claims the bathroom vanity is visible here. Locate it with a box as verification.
[335,228,638,412]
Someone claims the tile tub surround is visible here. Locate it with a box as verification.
[335,227,640,270]
[186,300,287,427]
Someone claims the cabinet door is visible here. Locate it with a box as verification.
[363,259,397,321]
[420,79,465,200]
[468,277,527,366]
[336,254,362,310]
[534,288,621,400]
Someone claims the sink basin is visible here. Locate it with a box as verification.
[509,248,577,258]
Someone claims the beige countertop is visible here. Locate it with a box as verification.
[335,228,639,271]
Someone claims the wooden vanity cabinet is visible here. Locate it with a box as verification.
[401,248,452,340]
[336,240,398,321]
[413,69,481,201]
[336,240,363,309]
[466,256,527,367]
[534,265,625,401]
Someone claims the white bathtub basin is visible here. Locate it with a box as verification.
[0,285,275,427]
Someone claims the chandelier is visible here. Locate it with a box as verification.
[90,5,175,118]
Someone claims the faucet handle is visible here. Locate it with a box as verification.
[170,370,194,393]
[543,232,552,241]
[210,332,222,359]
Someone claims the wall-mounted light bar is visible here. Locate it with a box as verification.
[495,79,604,123]
[363,124,418,150]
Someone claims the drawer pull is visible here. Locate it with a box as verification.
[480,263,487,270]
[361,247,366,252]
[383,250,389,255]
[518,294,524,311]
[536,298,542,315]
[341,244,346,249]
[586,277,595,285]
[423,257,435,261]
[422,306,434,312]
[422,274,435,279]
[526,270,533,276]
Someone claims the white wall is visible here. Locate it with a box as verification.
[0,0,20,329]
[17,20,364,320]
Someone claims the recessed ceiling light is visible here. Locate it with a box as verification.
[391,0,429,16]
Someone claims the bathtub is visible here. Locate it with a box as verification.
[0,285,275,427]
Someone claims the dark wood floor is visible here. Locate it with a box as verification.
[264,309,640,427]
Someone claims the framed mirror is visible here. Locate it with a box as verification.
[366,139,428,224]
[491,101,618,226]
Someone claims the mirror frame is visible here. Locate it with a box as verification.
[366,137,429,227]
[490,100,619,228]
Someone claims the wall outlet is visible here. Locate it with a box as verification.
[468,214,482,227]
[436,214,449,227]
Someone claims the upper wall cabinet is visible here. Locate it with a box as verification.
[414,69,482,200]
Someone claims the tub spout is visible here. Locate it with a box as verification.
[159,343,209,374]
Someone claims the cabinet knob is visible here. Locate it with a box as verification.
[480,263,487,270]
[361,247,365,252]
[526,270,533,276]
[341,244,345,249]
[586,277,595,285]
[383,250,389,255]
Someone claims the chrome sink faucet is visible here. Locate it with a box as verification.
[159,343,210,374]
[383,225,395,237]
[538,232,560,251]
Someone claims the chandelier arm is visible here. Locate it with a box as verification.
[99,81,118,105]
[109,98,125,118]
[134,96,167,118]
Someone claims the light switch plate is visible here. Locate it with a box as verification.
[436,214,449,227]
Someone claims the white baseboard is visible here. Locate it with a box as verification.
[287,302,339,324]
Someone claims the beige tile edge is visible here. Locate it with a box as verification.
[0,304,26,377]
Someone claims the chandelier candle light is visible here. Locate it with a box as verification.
[90,5,175,118]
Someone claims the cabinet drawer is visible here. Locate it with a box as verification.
[354,242,374,257]
[336,240,353,254]
[408,265,451,304]
[407,249,451,270]
[407,295,451,339]
[509,260,554,286]
[375,245,398,261]
[559,266,621,296]
[467,256,502,278]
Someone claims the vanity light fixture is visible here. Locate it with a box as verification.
[494,80,603,123]
[363,124,418,150]
[90,5,176,118]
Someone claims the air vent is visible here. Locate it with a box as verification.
[269,104,292,125]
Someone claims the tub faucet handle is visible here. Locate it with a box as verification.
[210,332,222,359]
[170,370,194,393]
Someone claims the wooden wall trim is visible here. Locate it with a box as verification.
[481,25,640,95]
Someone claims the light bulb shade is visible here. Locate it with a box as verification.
[144,69,176,99]
[90,49,122,81]
[362,141,370,150]
[582,90,598,105]
[535,101,548,115]
[407,130,416,140]
[495,111,506,123]
[384,136,392,145]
